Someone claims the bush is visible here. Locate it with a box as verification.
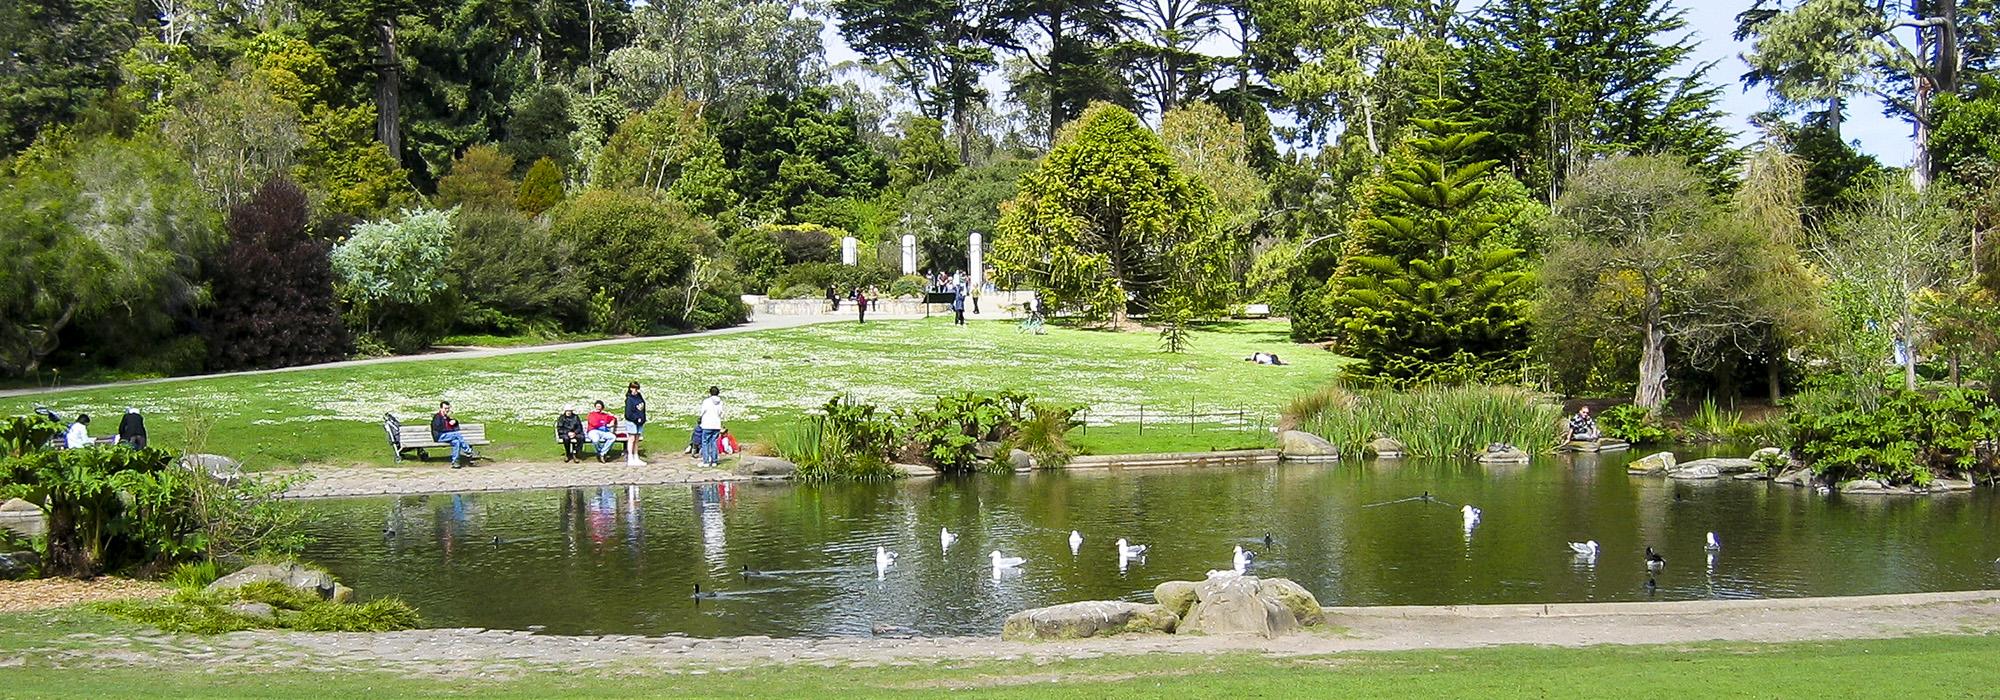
[1007,402,1082,469]
[1677,395,1741,443]
[728,227,787,294]
[96,585,422,634]
[550,189,734,333]
[448,208,585,334]
[515,156,565,214]
[1785,386,2000,486]
[887,275,926,298]
[1599,404,1669,445]
[774,284,822,300]
[781,397,900,481]
[202,178,349,370]
[1285,384,1563,458]
[766,224,840,265]
[331,208,459,352]
[434,144,516,210]
[0,425,199,576]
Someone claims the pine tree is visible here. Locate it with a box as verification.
[1332,100,1536,387]
[516,157,566,215]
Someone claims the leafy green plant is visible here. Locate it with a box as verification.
[164,560,224,594]
[781,397,899,481]
[0,442,196,577]
[1785,386,2000,486]
[1678,395,1742,442]
[1599,404,1669,445]
[96,584,421,634]
[902,392,1014,471]
[1007,402,1083,469]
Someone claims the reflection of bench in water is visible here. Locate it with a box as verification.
[382,413,490,462]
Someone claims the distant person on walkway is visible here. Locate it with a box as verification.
[625,382,648,454]
[431,401,474,468]
[827,285,840,311]
[697,386,726,468]
[1567,406,1601,442]
[64,414,91,449]
[951,288,967,326]
[585,401,619,462]
[855,287,869,323]
[557,408,586,463]
[117,408,147,449]
[970,282,981,314]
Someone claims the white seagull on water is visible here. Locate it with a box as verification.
[1568,540,1600,557]
[1069,530,1083,556]
[940,527,957,552]
[1115,538,1148,558]
[876,546,897,578]
[990,550,1025,569]
[1705,531,1721,551]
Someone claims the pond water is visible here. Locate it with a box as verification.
[300,450,2000,638]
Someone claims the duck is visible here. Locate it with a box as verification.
[876,546,897,573]
[940,527,957,552]
[691,583,719,600]
[1263,533,1275,548]
[1645,546,1665,574]
[1705,531,1721,551]
[1568,540,1600,557]
[1115,538,1148,558]
[1069,530,1083,556]
[990,550,1025,569]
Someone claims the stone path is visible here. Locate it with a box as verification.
[278,455,764,499]
[25,590,2000,679]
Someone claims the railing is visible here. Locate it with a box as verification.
[1075,403,1273,436]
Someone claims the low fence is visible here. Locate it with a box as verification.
[1075,404,1274,435]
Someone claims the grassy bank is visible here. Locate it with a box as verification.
[1,319,1341,469]
[1287,383,1563,457]
[0,606,1994,698]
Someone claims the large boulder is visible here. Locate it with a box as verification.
[227,602,277,621]
[1180,574,1299,638]
[0,498,38,514]
[1929,477,1975,493]
[1476,444,1530,465]
[893,462,938,477]
[733,456,798,477]
[1278,431,1339,461]
[1365,437,1406,459]
[1153,580,1198,619]
[1839,479,1912,495]
[1667,462,1720,480]
[1000,601,1179,641]
[1007,449,1035,471]
[1677,458,1758,475]
[973,441,1003,460]
[206,563,338,600]
[1255,578,1325,626]
[1627,451,1676,476]
[1773,468,1815,487]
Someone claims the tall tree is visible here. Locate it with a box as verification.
[1111,0,1227,118]
[835,0,1003,162]
[204,179,351,370]
[606,0,824,117]
[711,89,889,224]
[592,94,738,217]
[995,0,1133,138]
[1253,0,1454,153]
[0,0,134,155]
[1811,178,1967,392]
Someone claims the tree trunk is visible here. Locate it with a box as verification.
[374,21,402,161]
[1047,7,1065,140]
[1635,290,1667,411]
[953,94,972,165]
[43,502,97,578]
[1766,342,1783,402]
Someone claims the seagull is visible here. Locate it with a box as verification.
[940,527,957,552]
[876,546,897,577]
[1568,540,1600,557]
[1646,546,1666,574]
[1462,505,1482,528]
[1705,532,1721,551]
[1115,538,1148,558]
[1232,545,1255,574]
[691,583,718,600]
[990,550,1025,569]
[1069,530,1083,556]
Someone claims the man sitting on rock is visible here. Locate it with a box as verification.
[1566,406,1601,442]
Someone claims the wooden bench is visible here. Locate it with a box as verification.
[383,413,491,462]
[555,420,641,458]
[1239,303,1272,319]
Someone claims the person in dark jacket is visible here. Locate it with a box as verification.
[624,382,647,455]
[855,288,868,323]
[431,401,474,468]
[951,288,966,325]
[556,408,586,463]
[117,408,147,449]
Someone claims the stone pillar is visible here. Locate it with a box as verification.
[901,235,918,275]
[968,232,984,290]
[841,236,858,266]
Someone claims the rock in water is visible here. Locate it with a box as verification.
[1366,437,1406,459]
[206,563,339,600]
[893,463,939,477]
[1180,575,1300,638]
[1667,462,1720,480]
[179,454,244,484]
[733,456,798,477]
[1476,444,1530,465]
[1007,449,1035,471]
[1153,580,1199,619]
[1626,451,1676,476]
[0,551,39,581]
[1277,431,1339,461]
[1676,457,1758,475]
[1255,578,1325,626]
[1000,601,1179,641]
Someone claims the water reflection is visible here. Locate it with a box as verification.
[301,450,2000,638]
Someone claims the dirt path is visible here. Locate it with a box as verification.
[26,590,2000,678]
[277,454,761,499]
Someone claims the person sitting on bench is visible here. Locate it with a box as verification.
[64,414,92,449]
[117,408,147,449]
[1567,406,1601,442]
[557,408,586,463]
[585,401,619,463]
[432,401,475,468]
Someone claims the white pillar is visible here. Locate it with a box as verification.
[901,235,917,275]
[967,232,984,290]
[841,236,858,266]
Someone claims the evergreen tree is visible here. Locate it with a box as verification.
[1331,100,1537,387]
[516,156,566,214]
[203,179,350,370]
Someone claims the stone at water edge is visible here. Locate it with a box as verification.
[1007,449,1034,471]
[893,463,939,477]
[1928,477,1975,492]
[330,583,355,604]
[0,551,38,581]
[1277,431,1339,460]
[179,454,244,484]
[1000,601,1179,641]
[0,498,38,514]
[1365,437,1406,459]
[1626,451,1676,475]
[1476,444,1530,465]
[1153,580,1198,619]
[973,441,1003,460]
[1666,462,1720,480]
[206,562,338,600]
[733,456,798,477]
[227,602,277,621]
[1255,578,1325,626]
[1676,457,1759,475]
[1773,468,1815,486]
[1180,574,1300,638]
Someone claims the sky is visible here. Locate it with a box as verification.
[821,0,1916,165]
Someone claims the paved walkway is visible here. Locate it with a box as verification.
[278,456,761,499]
[0,313,926,399]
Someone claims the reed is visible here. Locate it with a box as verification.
[1287,383,1564,458]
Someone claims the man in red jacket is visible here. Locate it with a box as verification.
[585,401,619,463]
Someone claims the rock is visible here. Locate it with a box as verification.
[0,551,39,580]
[206,563,338,600]
[1929,477,1974,492]
[1000,601,1179,641]
[1255,578,1325,626]
[871,623,920,639]
[1733,471,1771,481]
[1667,463,1719,480]
[330,583,355,604]
[1774,468,1814,486]
[1277,431,1339,461]
[1180,574,1299,638]
[179,454,243,484]
[1839,479,1897,494]
[0,498,38,514]
[733,456,798,477]
[1476,444,1530,465]
[892,462,938,477]
[1678,457,1759,475]
[227,602,277,621]
[1153,580,1198,619]
[1626,451,1676,476]
[1365,437,1406,459]
[1007,449,1035,470]
[973,441,1003,460]
[1751,447,1787,466]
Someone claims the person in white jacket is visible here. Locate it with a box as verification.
[696,386,725,468]
[64,414,92,449]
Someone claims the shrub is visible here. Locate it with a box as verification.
[887,275,926,298]
[1678,395,1742,443]
[781,397,899,481]
[728,227,786,293]
[1286,384,1563,458]
[771,261,892,296]
[1007,402,1082,469]
[515,156,565,214]
[550,189,732,333]
[202,178,349,370]
[447,208,585,334]
[96,585,422,634]
[765,223,840,265]
[433,144,516,210]
[331,208,459,352]
[1599,404,1669,445]
[1785,386,2000,486]
[774,284,822,300]
[0,431,199,576]
[165,560,224,594]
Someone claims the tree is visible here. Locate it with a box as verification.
[435,144,518,210]
[995,0,1134,138]
[896,157,1036,271]
[888,116,961,191]
[0,0,134,155]
[1159,102,1265,240]
[1252,0,1452,154]
[448,208,587,332]
[835,0,1003,161]
[1810,179,1967,394]
[593,94,738,216]
[203,179,351,370]
[517,156,567,214]
[161,77,304,209]
[713,89,889,223]
[605,0,825,116]
[991,102,1232,326]
[548,189,733,332]
[330,208,458,351]
[1541,156,1785,409]
[1329,103,1538,387]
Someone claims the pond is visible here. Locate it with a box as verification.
[299,450,2000,638]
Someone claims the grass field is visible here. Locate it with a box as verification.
[1,319,1342,469]
[0,606,1994,698]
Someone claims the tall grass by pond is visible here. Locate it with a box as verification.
[1285,384,1563,458]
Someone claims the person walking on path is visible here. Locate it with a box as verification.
[585,401,619,462]
[431,401,475,469]
[624,382,647,456]
[556,408,586,463]
[951,287,967,326]
[696,386,725,468]
[117,408,147,449]
[970,283,981,314]
[855,288,868,324]
[826,285,840,311]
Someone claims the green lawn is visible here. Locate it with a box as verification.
[2,319,1341,469]
[0,606,1994,698]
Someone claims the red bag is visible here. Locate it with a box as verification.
[718,431,740,455]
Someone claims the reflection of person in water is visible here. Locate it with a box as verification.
[624,485,643,563]
[694,484,729,565]
[588,488,615,547]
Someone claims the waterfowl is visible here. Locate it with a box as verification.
[1462,505,1482,527]
[1069,530,1083,556]
[876,546,898,574]
[1568,540,1600,557]
[691,583,719,600]
[990,550,1025,569]
[940,527,957,552]
[1645,546,1665,574]
[1705,532,1721,551]
[1232,545,1255,574]
[740,565,779,579]
[1115,538,1148,558]
[1263,533,1275,548]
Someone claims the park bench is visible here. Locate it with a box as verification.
[1239,303,1272,319]
[554,420,641,458]
[383,413,491,463]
